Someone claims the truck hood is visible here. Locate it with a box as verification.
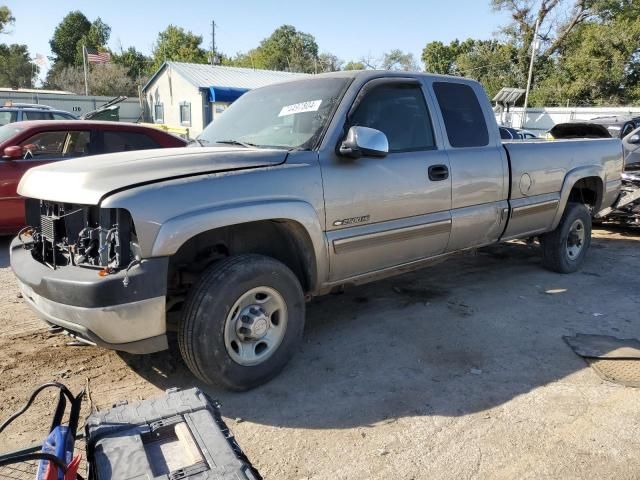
[18,146,288,205]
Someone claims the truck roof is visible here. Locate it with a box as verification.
[300,69,481,84]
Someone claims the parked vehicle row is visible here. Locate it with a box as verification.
[10,71,623,390]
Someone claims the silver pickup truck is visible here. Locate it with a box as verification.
[10,71,623,389]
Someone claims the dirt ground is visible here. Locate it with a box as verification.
[1,228,640,479]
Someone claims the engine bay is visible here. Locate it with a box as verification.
[23,199,136,270]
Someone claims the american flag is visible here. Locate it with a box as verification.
[85,47,111,64]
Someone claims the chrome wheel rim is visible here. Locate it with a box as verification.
[224,286,288,366]
[566,219,586,260]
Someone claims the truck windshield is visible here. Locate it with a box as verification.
[197,77,350,150]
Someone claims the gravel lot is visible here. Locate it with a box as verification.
[1,228,639,479]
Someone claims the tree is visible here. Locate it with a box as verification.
[88,63,138,96]
[0,44,37,88]
[423,38,524,99]
[151,25,208,71]
[84,18,111,49]
[380,49,419,71]
[49,12,110,67]
[456,41,524,99]
[491,0,592,59]
[113,46,151,80]
[45,65,85,93]
[531,12,640,105]
[260,25,318,73]
[50,11,92,66]
[0,7,37,88]
[422,41,458,74]
[230,25,319,73]
[47,63,137,96]
[0,5,14,34]
[317,52,343,72]
[422,39,477,75]
[488,0,624,102]
[343,60,366,71]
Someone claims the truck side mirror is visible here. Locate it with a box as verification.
[628,134,640,145]
[3,145,22,160]
[339,126,388,159]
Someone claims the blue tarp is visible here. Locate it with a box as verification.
[207,86,248,103]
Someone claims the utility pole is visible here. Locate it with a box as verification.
[211,20,216,66]
[522,17,540,128]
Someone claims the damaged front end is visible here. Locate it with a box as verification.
[10,198,169,354]
[22,199,139,272]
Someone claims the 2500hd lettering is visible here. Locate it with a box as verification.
[10,71,623,390]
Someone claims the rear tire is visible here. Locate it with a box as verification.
[179,254,305,390]
[541,202,591,273]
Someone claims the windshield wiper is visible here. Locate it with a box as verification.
[215,139,260,148]
[188,138,207,147]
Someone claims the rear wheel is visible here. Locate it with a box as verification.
[541,202,592,273]
[179,254,305,390]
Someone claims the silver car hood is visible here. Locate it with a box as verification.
[18,146,288,205]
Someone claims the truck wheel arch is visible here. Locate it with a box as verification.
[153,201,327,294]
[551,167,604,230]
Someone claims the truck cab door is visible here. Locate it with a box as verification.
[320,78,452,282]
[429,80,510,251]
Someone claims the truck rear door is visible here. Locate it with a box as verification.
[428,80,510,251]
[321,78,452,281]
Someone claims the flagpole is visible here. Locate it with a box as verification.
[82,44,89,96]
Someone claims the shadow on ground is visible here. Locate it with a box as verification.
[119,229,640,429]
[6,229,636,429]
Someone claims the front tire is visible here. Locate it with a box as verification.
[179,254,305,390]
[541,202,592,273]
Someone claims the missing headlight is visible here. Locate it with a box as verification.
[26,199,135,270]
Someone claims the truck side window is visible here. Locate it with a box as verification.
[350,84,435,153]
[433,82,489,148]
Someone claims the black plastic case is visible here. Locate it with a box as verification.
[85,387,260,480]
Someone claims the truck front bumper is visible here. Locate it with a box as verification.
[9,237,169,354]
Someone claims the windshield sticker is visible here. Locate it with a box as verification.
[278,100,322,117]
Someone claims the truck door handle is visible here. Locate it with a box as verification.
[428,165,449,181]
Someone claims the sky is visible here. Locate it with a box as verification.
[5,0,511,81]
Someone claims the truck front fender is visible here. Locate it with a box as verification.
[150,199,329,290]
[551,165,604,230]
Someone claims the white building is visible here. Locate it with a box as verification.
[142,62,308,136]
[498,106,640,134]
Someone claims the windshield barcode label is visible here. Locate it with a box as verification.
[278,100,322,117]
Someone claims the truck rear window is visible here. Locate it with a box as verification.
[433,82,489,148]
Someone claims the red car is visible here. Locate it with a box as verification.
[0,120,187,235]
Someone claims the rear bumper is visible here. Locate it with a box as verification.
[10,237,169,354]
